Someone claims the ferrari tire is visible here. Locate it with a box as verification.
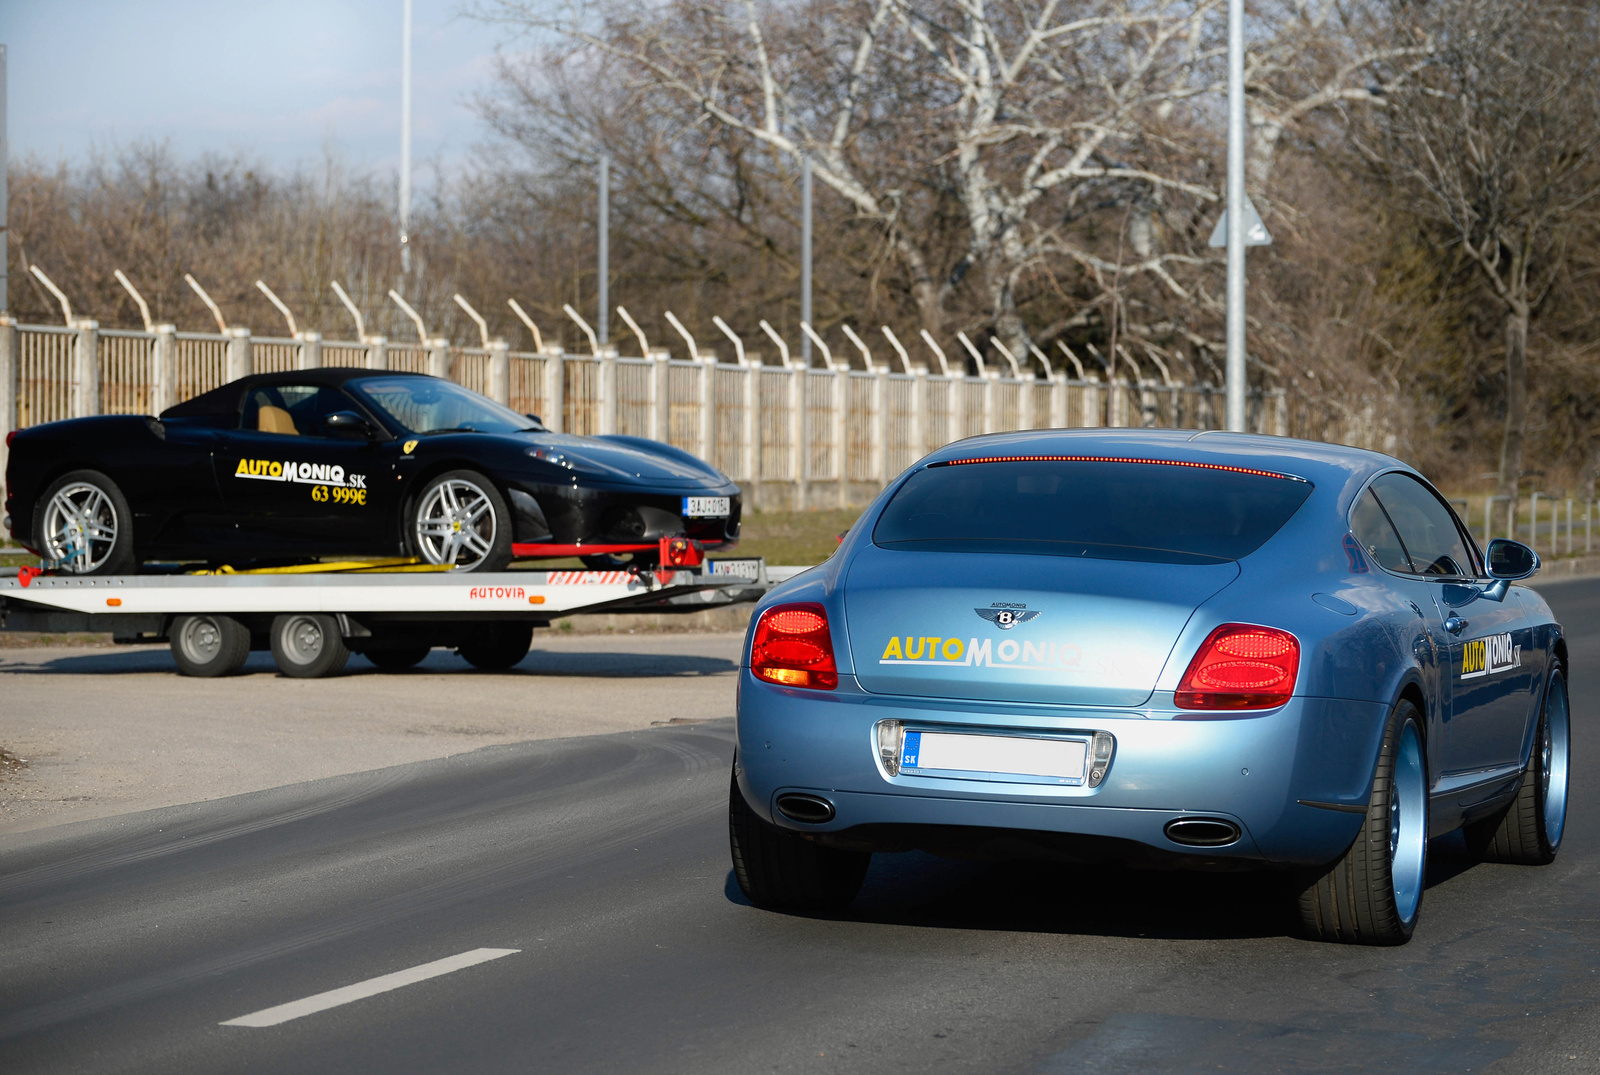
[364,645,432,671]
[729,767,870,914]
[1466,666,1569,865]
[1295,699,1427,945]
[269,613,350,678]
[410,471,513,572]
[457,623,533,670]
[170,614,251,678]
[37,469,135,575]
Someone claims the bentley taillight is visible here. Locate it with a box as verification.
[1174,624,1300,710]
[750,603,838,690]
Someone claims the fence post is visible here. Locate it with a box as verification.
[911,366,926,462]
[75,320,102,417]
[791,365,806,511]
[299,331,322,371]
[600,346,618,435]
[427,338,451,380]
[367,335,389,371]
[488,340,511,406]
[650,347,669,442]
[872,367,887,486]
[226,326,252,384]
[834,369,848,509]
[152,324,177,413]
[698,354,715,463]
[544,349,565,433]
[0,317,15,480]
[741,361,757,493]
[982,371,996,434]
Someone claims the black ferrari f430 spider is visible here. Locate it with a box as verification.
[3,369,741,573]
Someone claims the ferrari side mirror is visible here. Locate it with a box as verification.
[323,411,376,440]
[1486,538,1539,581]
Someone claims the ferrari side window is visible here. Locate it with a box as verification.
[1350,490,1413,573]
[1370,473,1476,579]
[242,386,356,438]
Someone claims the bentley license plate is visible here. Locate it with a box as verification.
[682,496,731,517]
[900,731,1089,783]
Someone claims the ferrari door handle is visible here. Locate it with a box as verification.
[1444,615,1469,636]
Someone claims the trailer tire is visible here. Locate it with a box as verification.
[170,614,251,677]
[364,645,432,670]
[458,623,533,670]
[270,613,350,678]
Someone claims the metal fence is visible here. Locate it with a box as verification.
[0,316,1292,510]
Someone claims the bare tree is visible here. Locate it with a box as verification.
[1362,0,1600,524]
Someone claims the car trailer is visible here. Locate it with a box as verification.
[0,558,780,678]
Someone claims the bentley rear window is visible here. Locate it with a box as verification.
[872,458,1313,564]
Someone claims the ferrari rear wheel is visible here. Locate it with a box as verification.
[1295,700,1427,945]
[170,614,251,678]
[1466,666,1568,865]
[729,766,870,914]
[37,470,135,575]
[411,471,513,572]
[269,613,350,678]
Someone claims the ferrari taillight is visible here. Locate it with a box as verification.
[1174,624,1300,710]
[750,603,838,690]
[4,431,15,448]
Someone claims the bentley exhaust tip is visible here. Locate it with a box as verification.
[1164,817,1241,847]
[775,793,835,824]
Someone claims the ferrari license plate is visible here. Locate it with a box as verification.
[682,496,730,517]
[900,731,1089,783]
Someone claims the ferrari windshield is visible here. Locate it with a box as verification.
[349,376,539,435]
[873,458,1313,564]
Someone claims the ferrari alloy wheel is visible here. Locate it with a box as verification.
[412,471,513,572]
[37,470,135,575]
[269,613,350,678]
[169,614,252,678]
[1467,666,1569,865]
[729,766,870,914]
[1295,700,1427,945]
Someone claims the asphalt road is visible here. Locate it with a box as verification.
[5,582,1600,1074]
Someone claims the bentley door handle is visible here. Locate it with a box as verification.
[1444,615,1469,636]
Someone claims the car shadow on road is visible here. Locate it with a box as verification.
[726,833,1488,941]
[0,648,736,678]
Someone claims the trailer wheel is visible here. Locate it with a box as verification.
[364,644,432,670]
[170,614,251,677]
[457,623,533,670]
[269,613,350,678]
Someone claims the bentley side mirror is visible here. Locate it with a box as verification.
[323,411,376,440]
[1486,538,1539,581]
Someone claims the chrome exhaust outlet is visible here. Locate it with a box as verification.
[1164,817,1241,847]
[775,793,836,824]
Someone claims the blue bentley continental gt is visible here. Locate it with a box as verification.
[729,429,1569,945]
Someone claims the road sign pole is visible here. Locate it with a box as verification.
[1224,0,1247,433]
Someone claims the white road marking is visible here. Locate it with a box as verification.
[220,948,520,1028]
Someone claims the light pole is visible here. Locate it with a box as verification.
[598,154,609,346]
[399,0,413,275]
[801,158,812,365]
[1224,0,1246,432]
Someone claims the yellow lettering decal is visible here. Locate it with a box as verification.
[942,637,964,661]
[235,459,249,476]
[269,461,283,477]
[881,636,903,660]
[905,636,925,659]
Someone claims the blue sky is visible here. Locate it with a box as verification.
[0,0,521,173]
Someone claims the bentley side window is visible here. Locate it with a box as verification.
[1350,489,1413,573]
[1369,473,1476,579]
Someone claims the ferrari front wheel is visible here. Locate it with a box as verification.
[410,470,513,572]
[37,470,135,575]
[1295,700,1428,945]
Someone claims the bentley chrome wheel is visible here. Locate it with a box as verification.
[41,481,120,573]
[1390,719,1427,928]
[414,477,498,568]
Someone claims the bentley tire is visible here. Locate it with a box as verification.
[1295,699,1427,945]
[729,767,870,914]
[1466,666,1569,865]
[364,645,432,671]
[37,469,135,575]
[457,623,533,670]
[269,613,350,678]
[410,471,513,572]
[170,614,251,678]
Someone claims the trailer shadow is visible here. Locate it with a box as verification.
[0,646,736,678]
